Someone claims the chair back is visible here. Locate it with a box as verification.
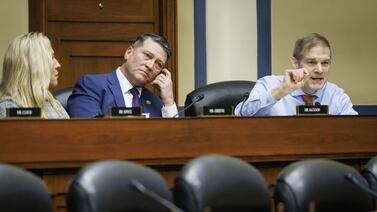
[174,155,271,212]
[0,163,53,212]
[362,156,377,210]
[274,159,374,212]
[184,80,255,116]
[362,156,377,192]
[66,160,173,212]
[53,87,73,110]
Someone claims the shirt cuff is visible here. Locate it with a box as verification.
[161,102,178,118]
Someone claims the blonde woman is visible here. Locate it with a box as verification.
[0,32,69,118]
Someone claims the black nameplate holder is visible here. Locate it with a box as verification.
[201,106,234,116]
[6,107,41,118]
[109,107,144,118]
[296,105,329,116]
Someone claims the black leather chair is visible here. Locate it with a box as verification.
[362,156,377,192]
[53,87,73,110]
[66,160,173,212]
[0,163,53,212]
[361,156,377,210]
[274,159,374,212]
[174,155,271,212]
[184,80,255,116]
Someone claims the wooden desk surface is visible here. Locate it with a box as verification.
[1,116,376,168]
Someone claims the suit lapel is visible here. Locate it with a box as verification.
[140,88,162,117]
[140,88,152,111]
[107,70,125,107]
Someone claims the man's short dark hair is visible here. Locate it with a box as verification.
[132,33,172,59]
[293,33,332,61]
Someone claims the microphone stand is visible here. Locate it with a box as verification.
[240,92,249,117]
[130,179,185,212]
[173,94,204,117]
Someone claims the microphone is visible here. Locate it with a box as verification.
[173,94,205,117]
[344,173,377,198]
[129,179,185,212]
[92,111,104,118]
[240,92,250,117]
[315,102,321,106]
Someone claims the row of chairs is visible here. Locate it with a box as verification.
[1,155,377,212]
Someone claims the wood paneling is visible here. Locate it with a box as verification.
[47,0,156,21]
[1,116,377,165]
[47,23,154,41]
[29,0,177,99]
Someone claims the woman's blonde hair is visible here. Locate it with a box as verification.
[0,32,64,117]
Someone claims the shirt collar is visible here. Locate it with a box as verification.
[291,81,328,99]
[116,67,142,95]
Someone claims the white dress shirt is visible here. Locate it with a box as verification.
[116,68,178,117]
[235,75,358,116]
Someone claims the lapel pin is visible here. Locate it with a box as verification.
[145,100,152,105]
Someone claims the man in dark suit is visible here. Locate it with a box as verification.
[67,34,178,118]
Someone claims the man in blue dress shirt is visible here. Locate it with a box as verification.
[67,34,178,118]
[235,33,358,116]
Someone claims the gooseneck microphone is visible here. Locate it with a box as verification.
[92,111,104,118]
[240,92,250,117]
[129,179,185,212]
[344,173,377,198]
[173,94,205,117]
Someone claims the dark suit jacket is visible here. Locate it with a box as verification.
[67,70,163,117]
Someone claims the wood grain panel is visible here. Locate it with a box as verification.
[47,0,156,22]
[0,116,376,166]
[69,56,123,76]
[51,41,128,89]
[56,41,131,57]
[44,172,76,212]
[47,22,154,41]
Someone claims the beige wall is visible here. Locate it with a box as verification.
[271,0,377,104]
[206,0,258,83]
[0,0,28,73]
[178,0,258,105]
[177,0,195,105]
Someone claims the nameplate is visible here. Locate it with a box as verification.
[6,107,41,118]
[296,105,329,115]
[109,107,142,117]
[202,106,233,116]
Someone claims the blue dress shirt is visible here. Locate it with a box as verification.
[235,75,358,116]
